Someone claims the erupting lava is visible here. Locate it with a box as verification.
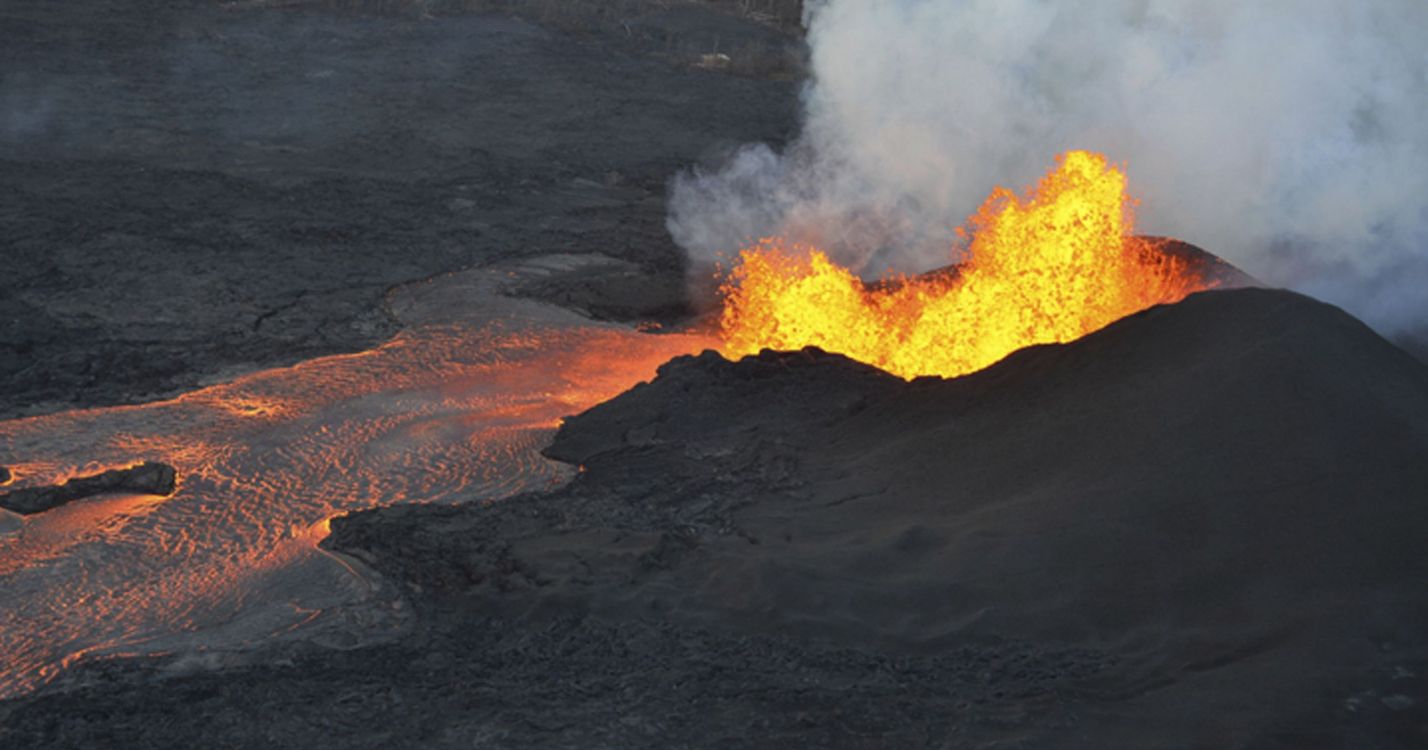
[720,151,1212,379]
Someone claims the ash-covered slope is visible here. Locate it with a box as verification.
[346,286,1428,747]
[550,286,1428,653]
[544,286,1428,747]
[5,287,1426,749]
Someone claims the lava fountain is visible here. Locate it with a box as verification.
[720,151,1214,378]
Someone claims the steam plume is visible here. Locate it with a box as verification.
[668,0,1428,331]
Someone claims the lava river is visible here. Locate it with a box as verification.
[0,255,716,699]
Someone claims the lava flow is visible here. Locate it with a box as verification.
[0,259,716,699]
[720,151,1213,378]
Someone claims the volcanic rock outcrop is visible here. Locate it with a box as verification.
[0,462,177,515]
[339,286,1428,747]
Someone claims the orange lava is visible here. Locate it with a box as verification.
[0,295,714,699]
[719,151,1211,379]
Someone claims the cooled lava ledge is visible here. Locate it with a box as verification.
[0,462,177,515]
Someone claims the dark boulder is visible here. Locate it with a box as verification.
[0,462,177,516]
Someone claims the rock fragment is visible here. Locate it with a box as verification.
[0,462,177,515]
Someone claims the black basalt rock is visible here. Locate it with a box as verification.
[0,462,177,516]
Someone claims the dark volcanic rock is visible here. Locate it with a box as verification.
[0,0,798,420]
[546,345,902,465]
[332,287,1428,748]
[505,254,694,324]
[0,466,10,485]
[0,462,176,515]
[8,288,1427,749]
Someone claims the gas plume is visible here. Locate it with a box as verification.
[668,0,1428,331]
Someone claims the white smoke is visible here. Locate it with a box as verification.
[668,0,1428,330]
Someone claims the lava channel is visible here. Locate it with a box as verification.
[0,256,715,699]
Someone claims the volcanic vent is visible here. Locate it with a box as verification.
[718,150,1250,379]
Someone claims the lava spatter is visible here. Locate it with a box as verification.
[720,151,1212,379]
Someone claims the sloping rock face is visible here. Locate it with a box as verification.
[373,286,1428,747]
[6,287,1427,749]
[548,286,1428,650]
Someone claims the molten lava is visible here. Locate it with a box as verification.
[0,261,715,700]
[719,151,1211,379]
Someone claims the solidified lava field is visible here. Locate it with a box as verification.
[0,0,796,420]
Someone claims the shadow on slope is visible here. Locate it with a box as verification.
[535,286,1428,746]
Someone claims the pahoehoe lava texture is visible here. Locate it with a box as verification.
[6,287,1426,749]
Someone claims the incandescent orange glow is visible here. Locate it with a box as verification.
[0,260,716,700]
[719,151,1211,379]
